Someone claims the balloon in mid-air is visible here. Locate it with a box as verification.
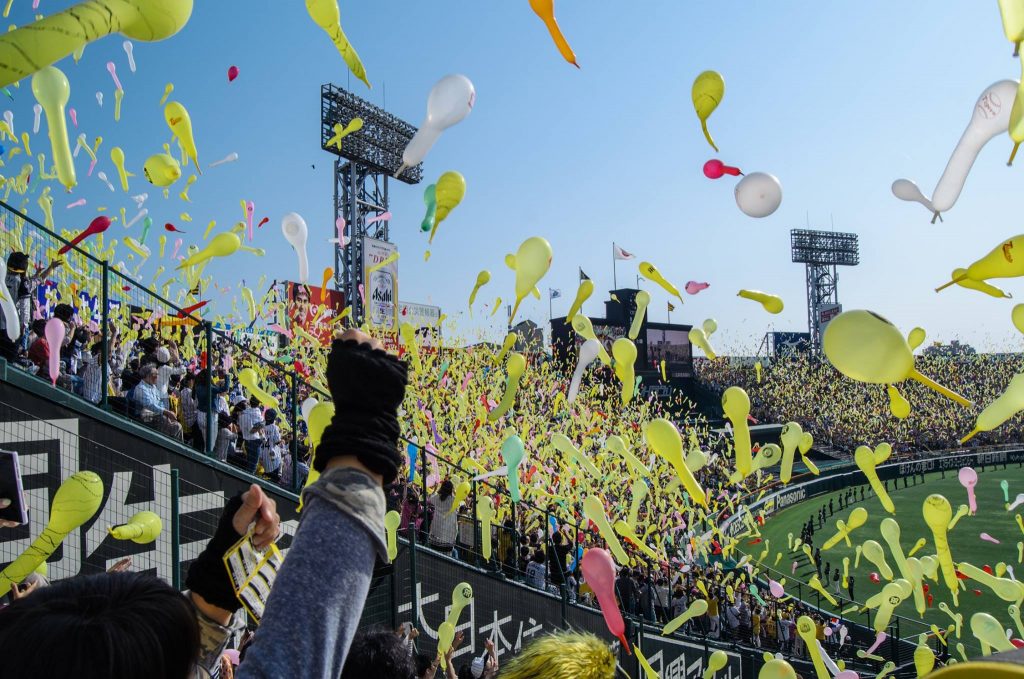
[143,153,182,187]
[528,0,578,67]
[44,318,65,385]
[165,101,200,171]
[238,367,280,409]
[891,179,936,216]
[508,236,553,322]
[937,233,1024,291]
[281,212,310,284]
[565,279,594,325]
[962,372,1024,443]
[895,80,1018,222]
[0,0,193,89]
[109,511,162,544]
[951,266,1012,298]
[228,65,240,82]
[177,231,242,269]
[567,339,601,404]
[1008,59,1024,165]
[627,290,650,340]
[1013,304,1024,334]
[734,172,783,218]
[581,548,630,650]
[685,281,710,295]
[737,289,784,314]
[823,310,971,407]
[468,270,491,311]
[428,171,465,244]
[397,74,475,177]
[703,159,741,179]
[692,70,725,151]
[639,261,682,301]
[612,337,637,405]
[999,0,1024,56]
[32,66,75,191]
[305,0,370,88]
[645,418,707,507]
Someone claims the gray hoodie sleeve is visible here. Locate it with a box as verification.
[237,466,387,679]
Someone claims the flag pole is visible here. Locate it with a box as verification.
[549,290,553,324]
[612,242,618,289]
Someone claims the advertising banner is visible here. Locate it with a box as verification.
[397,301,441,348]
[284,281,345,346]
[364,237,398,333]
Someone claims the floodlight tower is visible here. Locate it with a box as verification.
[320,85,422,324]
[790,229,860,350]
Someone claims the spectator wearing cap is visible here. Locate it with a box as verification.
[131,364,184,440]
[153,343,186,406]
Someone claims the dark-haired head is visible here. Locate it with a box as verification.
[0,571,200,679]
[341,627,415,679]
[439,479,454,500]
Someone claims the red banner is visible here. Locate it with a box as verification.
[284,281,345,346]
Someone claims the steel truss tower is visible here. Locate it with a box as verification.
[321,84,421,324]
[790,229,860,350]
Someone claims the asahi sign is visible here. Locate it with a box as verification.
[363,237,398,332]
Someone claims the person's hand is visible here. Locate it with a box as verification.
[219,654,235,679]
[107,556,133,573]
[10,579,38,600]
[0,498,20,528]
[233,483,280,550]
[333,327,383,351]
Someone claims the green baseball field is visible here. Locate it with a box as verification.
[747,465,1024,654]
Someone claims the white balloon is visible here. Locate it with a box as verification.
[898,79,1018,221]
[0,258,20,341]
[396,74,475,177]
[281,212,310,284]
[734,172,782,218]
[567,339,601,403]
[301,397,318,422]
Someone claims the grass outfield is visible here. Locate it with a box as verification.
[749,465,1024,643]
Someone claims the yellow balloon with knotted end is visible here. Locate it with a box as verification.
[0,0,193,88]
[823,310,971,407]
[109,510,162,544]
[936,234,1024,291]
[738,289,784,314]
[32,66,76,191]
[689,327,716,359]
[429,171,465,244]
[639,261,683,302]
[0,471,104,593]
[951,267,1012,298]
[645,418,707,508]
[238,367,280,409]
[164,101,200,172]
[611,337,637,405]
[305,0,370,88]
[508,237,553,323]
[144,153,182,187]
[487,353,526,421]
[692,71,725,152]
[384,510,400,561]
[962,372,1024,443]
[565,279,594,324]
[923,494,960,607]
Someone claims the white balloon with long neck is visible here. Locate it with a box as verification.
[567,339,601,403]
[395,74,475,177]
[281,212,309,283]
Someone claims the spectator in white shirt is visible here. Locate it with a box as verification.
[260,409,283,482]
[525,551,547,590]
[237,397,265,474]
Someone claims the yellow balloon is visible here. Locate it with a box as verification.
[722,387,752,477]
[737,289,784,314]
[445,582,474,629]
[612,337,637,405]
[634,644,660,679]
[855,445,895,513]
[692,70,725,151]
[0,471,103,592]
[449,480,472,514]
[305,0,370,88]
[109,510,162,544]
[627,290,650,340]
[477,496,496,560]
[870,579,912,632]
[758,659,797,679]
[613,520,659,561]
[796,615,830,679]
[939,233,1024,289]
[606,435,648,477]
[571,315,611,364]
[702,650,728,679]
[0,0,192,88]
[164,101,200,171]
[144,152,182,187]
[639,261,682,300]
[1013,304,1024,334]
[688,327,717,359]
[177,232,240,269]
[823,309,971,407]
[31,66,75,191]
[488,352,526,421]
[962,372,1024,443]
[907,327,926,350]
[429,171,465,244]
[496,332,517,365]
[779,422,802,484]
[384,510,401,561]
[238,367,280,409]
[437,621,456,670]
[971,612,1016,655]
[662,598,708,635]
[822,507,868,550]
[1001,0,1024,55]
[923,494,960,606]
[566,279,594,324]
[468,270,491,311]
[110,146,130,192]
[508,237,553,322]
[529,0,579,67]
[952,267,1012,298]
[887,385,911,419]
[582,495,629,565]
[645,418,707,507]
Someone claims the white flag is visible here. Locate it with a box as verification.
[613,244,635,260]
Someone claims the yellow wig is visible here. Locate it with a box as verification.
[499,632,617,679]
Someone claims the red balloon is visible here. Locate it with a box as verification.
[983,565,994,575]
[165,223,186,233]
[869,572,881,584]
[703,159,742,179]
[228,65,240,82]
[973,589,983,596]
[922,583,930,593]
[1011,639,1024,649]
[926,594,933,607]
[59,216,111,254]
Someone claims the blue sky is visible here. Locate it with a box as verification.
[11,1,1024,352]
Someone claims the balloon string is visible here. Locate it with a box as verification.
[934,274,967,293]
[1009,142,1021,167]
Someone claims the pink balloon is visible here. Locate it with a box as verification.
[44,318,65,385]
[835,672,860,679]
[823,626,833,636]
[981,532,1001,544]
[581,548,630,652]
[685,281,710,295]
[769,580,785,598]
[703,159,742,179]
[227,65,240,82]
[958,467,978,514]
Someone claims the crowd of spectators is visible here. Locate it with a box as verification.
[697,352,1024,454]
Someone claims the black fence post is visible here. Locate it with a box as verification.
[204,322,214,457]
[289,373,299,492]
[100,260,109,409]
[471,478,480,569]
[171,469,181,590]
